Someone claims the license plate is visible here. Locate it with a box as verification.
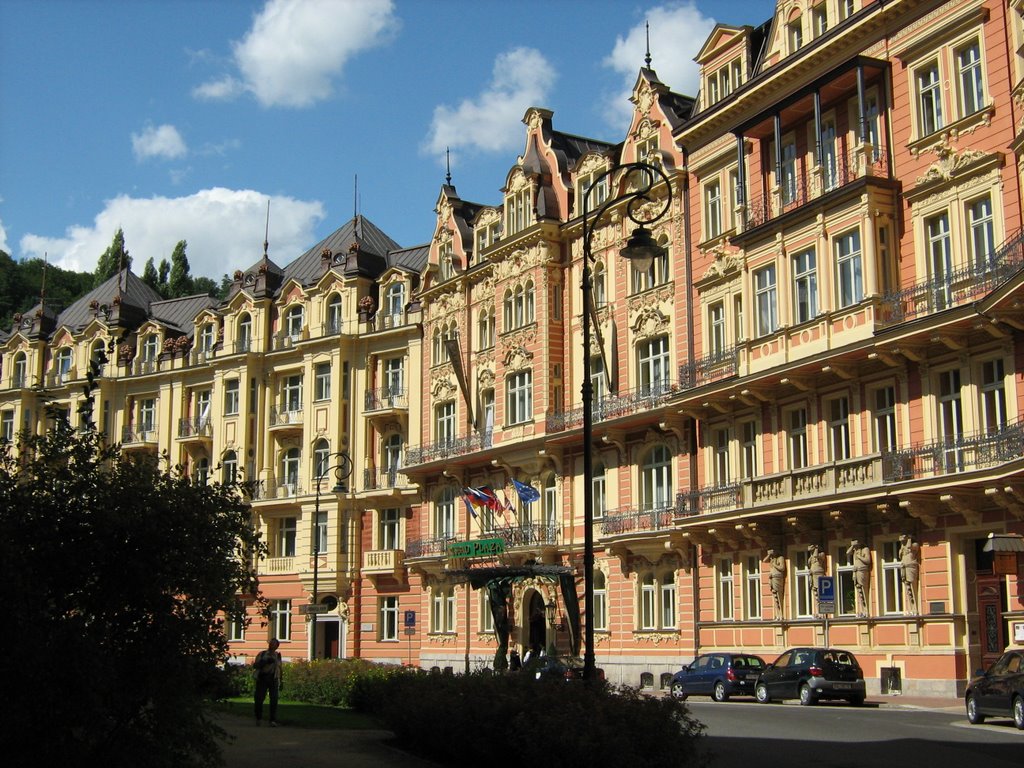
[833,683,851,689]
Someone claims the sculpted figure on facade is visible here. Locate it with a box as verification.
[808,543,826,602]
[764,549,786,618]
[848,540,872,616]
[899,534,921,615]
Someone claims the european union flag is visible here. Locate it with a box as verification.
[512,478,540,504]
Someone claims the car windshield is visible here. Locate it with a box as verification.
[734,657,764,668]
[822,650,858,667]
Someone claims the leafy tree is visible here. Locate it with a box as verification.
[0,398,265,766]
[192,276,219,297]
[158,257,171,294]
[142,257,160,291]
[94,228,132,288]
[168,240,193,298]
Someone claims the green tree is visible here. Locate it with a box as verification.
[192,276,218,297]
[168,240,193,298]
[142,257,159,291]
[94,228,131,288]
[158,258,170,294]
[0,408,264,766]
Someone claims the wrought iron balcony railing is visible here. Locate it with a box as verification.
[363,467,410,491]
[546,380,677,433]
[405,431,493,465]
[177,417,212,439]
[405,535,456,558]
[364,386,408,411]
[601,503,676,535]
[269,406,303,427]
[678,347,739,390]
[488,522,559,548]
[122,425,158,444]
[882,420,1024,482]
[364,312,409,331]
[675,484,743,517]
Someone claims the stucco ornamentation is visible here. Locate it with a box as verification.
[430,372,457,400]
[915,144,992,186]
[503,345,534,372]
[702,246,743,280]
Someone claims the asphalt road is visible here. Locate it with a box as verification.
[687,699,1024,768]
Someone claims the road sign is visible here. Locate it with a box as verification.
[404,627,416,636]
[404,610,416,627]
[817,576,835,602]
[817,601,836,614]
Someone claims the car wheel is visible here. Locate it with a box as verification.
[712,681,729,702]
[966,694,986,724]
[849,694,865,707]
[755,682,771,703]
[1014,696,1024,730]
[799,683,816,706]
[670,681,688,700]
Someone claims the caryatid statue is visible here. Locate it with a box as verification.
[764,549,786,619]
[848,540,872,617]
[808,543,827,603]
[899,534,921,614]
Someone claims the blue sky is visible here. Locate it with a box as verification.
[0,0,775,283]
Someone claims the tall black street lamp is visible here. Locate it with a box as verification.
[580,162,672,680]
[311,451,352,660]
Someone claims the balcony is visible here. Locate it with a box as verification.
[264,479,305,499]
[264,556,296,574]
[405,431,493,466]
[272,331,306,351]
[121,424,159,447]
[269,406,303,429]
[364,312,409,332]
[678,348,739,391]
[233,339,253,354]
[601,504,676,536]
[878,229,1024,326]
[9,374,26,389]
[676,484,743,517]
[132,358,160,376]
[883,421,1024,483]
[189,348,218,366]
[45,368,76,388]
[177,417,212,440]
[750,456,879,506]
[405,535,456,559]
[363,467,410,491]
[364,386,408,412]
[362,548,405,575]
[488,522,559,548]
[546,380,677,433]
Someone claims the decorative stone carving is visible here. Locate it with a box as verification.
[765,549,786,618]
[808,544,826,603]
[848,539,872,617]
[915,144,993,186]
[430,372,457,400]
[478,368,495,389]
[503,345,534,372]
[630,306,670,340]
[899,534,921,615]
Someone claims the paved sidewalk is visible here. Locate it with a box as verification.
[872,694,963,712]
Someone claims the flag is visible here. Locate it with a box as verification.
[499,488,514,515]
[479,486,503,511]
[512,478,540,504]
[461,491,477,518]
[463,486,489,507]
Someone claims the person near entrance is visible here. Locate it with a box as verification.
[253,638,283,726]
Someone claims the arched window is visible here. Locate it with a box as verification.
[477,307,495,350]
[502,288,514,330]
[326,294,342,334]
[524,281,535,323]
[90,339,106,371]
[281,447,301,495]
[237,313,252,352]
[285,305,305,339]
[641,445,672,512]
[221,450,238,484]
[313,439,330,484]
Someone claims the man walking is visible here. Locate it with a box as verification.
[253,638,283,726]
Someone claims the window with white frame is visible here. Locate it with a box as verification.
[593,262,607,308]
[660,571,677,629]
[640,574,657,629]
[787,19,803,53]
[506,370,533,425]
[781,141,798,205]
[431,587,457,633]
[237,314,252,352]
[139,397,156,431]
[379,508,400,550]
[821,119,838,191]
[383,433,402,476]
[541,475,557,528]
[506,184,532,234]
[384,357,404,398]
[755,264,778,336]
[270,599,291,641]
[630,242,670,293]
[637,570,678,630]
[438,241,455,281]
[227,603,246,642]
[793,249,818,324]
[744,555,762,619]
[326,294,342,333]
[835,229,863,308]
[881,540,904,614]
[713,427,731,484]
[793,550,814,618]
[1,410,14,443]
[280,448,300,493]
[709,302,727,355]
[956,39,984,117]
[503,283,535,330]
[380,596,399,641]
[718,558,735,620]
[637,335,670,395]
[828,396,851,461]
[741,420,758,478]
[224,378,239,415]
[12,352,26,387]
[54,348,72,382]
[284,305,304,339]
[199,323,216,352]
[865,92,882,160]
[385,283,405,322]
[708,75,720,106]
[142,334,159,362]
[839,0,855,20]
[435,401,456,444]
[576,169,610,216]
[313,439,330,483]
[980,358,1007,433]
[789,407,808,469]
[917,61,943,136]
[282,373,302,412]
[593,461,607,519]
[926,212,953,309]
[704,180,722,240]
[481,389,495,437]
[435,486,456,539]
[314,510,328,555]
[969,195,996,269]
[477,307,495,350]
[811,3,828,37]
[938,368,964,471]
[314,362,331,401]
[835,546,857,615]
[873,385,897,453]
[221,450,238,484]
[593,569,608,630]
[641,444,672,511]
[277,517,297,558]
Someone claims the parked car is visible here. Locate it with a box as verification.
[965,647,1024,729]
[669,652,766,701]
[754,647,865,706]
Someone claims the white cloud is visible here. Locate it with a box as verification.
[602,2,716,126]
[194,0,399,108]
[423,47,556,165]
[131,124,188,162]
[19,188,325,281]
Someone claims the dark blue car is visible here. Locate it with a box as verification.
[966,648,1024,728]
[670,652,766,701]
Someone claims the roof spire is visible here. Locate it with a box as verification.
[445,147,452,186]
[645,20,652,68]
[263,199,271,262]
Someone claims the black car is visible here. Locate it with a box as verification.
[754,647,865,706]
[669,652,766,701]
[965,648,1024,729]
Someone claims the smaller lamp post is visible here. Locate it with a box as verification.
[311,451,352,660]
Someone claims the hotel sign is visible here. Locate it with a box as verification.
[447,538,505,559]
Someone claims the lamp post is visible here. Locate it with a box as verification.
[580,162,672,680]
[311,451,352,660]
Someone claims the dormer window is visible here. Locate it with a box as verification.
[475,220,502,253]
[438,241,455,281]
[326,294,342,334]
[576,170,610,216]
[787,19,803,53]
[237,314,252,352]
[142,334,159,362]
[199,323,215,352]
[637,134,659,163]
[285,305,304,340]
[812,4,828,37]
[12,352,27,388]
[55,348,72,383]
[385,283,405,323]
[505,184,532,235]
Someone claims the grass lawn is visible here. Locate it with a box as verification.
[216,697,382,730]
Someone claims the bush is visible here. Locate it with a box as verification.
[283,658,407,707]
[352,671,707,768]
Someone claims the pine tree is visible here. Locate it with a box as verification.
[167,240,193,298]
[93,228,131,288]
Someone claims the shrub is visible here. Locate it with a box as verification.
[283,658,406,707]
[352,671,707,768]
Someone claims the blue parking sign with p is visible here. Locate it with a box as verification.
[404,610,416,628]
[818,577,835,602]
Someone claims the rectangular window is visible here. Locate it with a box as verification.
[224,378,239,416]
[794,551,814,618]
[828,396,851,461]
[741,420,758,479]
[435,491,455,539]
[314,511,328,554]
[593,572,607,631]
[380,596,399,641]
[271,599,291,641]
[705,180,722,239]
[835,547,857,615]
[479,591,494,633]
[812,4,828,37]
[506,370,533,424]
[593,466,606,519]
[781,142,798,205]
[755,265,778,336]
[835,230,863,308]
[139,398,156,432]
[278,517,297,557]
[0,410,14,443]
[789,408,808,470]
[793,249,818,324]
[873,385,897,452]
[980,359,1007,433]
[744,555,762,619]
[939,368,964,471]
[283,374,303,412]
[787,20,803,53]
[380,508,400,550]
[881,541,904,614]
[969,196,995,269]
[638,336,670,395]
[927,212,953,309]
[227,605,246,642]
[957,40,984,117]
[641,577,656,629]
[718,558,734,620]
[436,402,456,443]
[839,0,855,20]
[917,62,944,136]
[661,577,677,629]
[314,362,331,401]
[714,427,731,484]
[709,303,726,355]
